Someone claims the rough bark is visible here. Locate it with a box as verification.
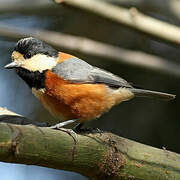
[0,108,179,180]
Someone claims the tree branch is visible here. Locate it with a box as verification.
[0,108,179,179]
[55,0,180,47]
[0,108,48,127]
[97,0,180,20]
[1,23,180,79]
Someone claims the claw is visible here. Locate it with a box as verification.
[95,128,103,136]
[49,126,78,144]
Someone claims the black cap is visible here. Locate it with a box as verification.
[14,37,58,59]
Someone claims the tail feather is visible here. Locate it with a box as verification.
[130,88,176,101]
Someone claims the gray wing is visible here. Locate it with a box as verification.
[52,58,132,88]
[88,67,132,88]
[52,58,94,83]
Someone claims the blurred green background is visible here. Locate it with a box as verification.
[0,0,180,179]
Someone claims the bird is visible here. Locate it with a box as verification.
[4,37,175,134]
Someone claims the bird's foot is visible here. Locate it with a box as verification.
[48,119,79,143]
[49,125,78,144]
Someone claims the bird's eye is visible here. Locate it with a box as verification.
[24,52,32,59]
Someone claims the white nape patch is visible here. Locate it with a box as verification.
[21,54,57,72]
[112,87,134,104]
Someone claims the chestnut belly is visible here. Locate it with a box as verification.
[32,88,77,123]
[32,85,115,123]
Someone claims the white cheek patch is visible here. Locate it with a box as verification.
[21,54,57,72]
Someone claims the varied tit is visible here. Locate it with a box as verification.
[4,37,175,132]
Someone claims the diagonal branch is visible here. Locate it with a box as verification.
[1,24,180,78]
[0,107,179,179]
[55,0,180,47]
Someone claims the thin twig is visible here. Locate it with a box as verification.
[55,0,180,46]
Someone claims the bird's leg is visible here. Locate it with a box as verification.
[49,119,78,129]
[73,123,84,132]
[49,119,79,144]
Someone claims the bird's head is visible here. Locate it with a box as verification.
[5,37,58,72]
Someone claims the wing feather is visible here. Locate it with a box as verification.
[88,67,132,88]
[52,58,132,88]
